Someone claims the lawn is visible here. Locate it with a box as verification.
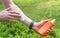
[0,0,60,38]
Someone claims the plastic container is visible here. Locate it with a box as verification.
[35,19,56,36]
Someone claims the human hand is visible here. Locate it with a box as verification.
[32,19,53,36]
[0,8,21,22]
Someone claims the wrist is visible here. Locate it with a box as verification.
[32,22,37,29]
[29,22,37,29]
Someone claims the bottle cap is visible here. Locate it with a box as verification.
[51,19,56,23]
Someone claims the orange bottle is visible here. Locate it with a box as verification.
[35,19,56,36]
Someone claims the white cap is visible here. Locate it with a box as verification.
[51,19,56,23]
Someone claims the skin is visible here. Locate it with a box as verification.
[0,0,21,22]
[0,8,20,22]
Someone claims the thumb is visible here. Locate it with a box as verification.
[36,19,50,27]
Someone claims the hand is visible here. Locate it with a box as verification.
[32,19,52,36]
[0,8,21,22]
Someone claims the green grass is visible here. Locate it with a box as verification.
[0,0,60,38]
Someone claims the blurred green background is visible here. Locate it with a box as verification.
[0,0,60,38]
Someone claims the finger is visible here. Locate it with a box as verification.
[8,15,20,20]
[47,31,49,33]
[5,19,11,22]
[47,31,50,34]
[39,19,50,25]
[6,19,16,22]
[7,16,16,19]
[39,20,48,24]
[48,29,51,32]
[45,31,50,36]
[48,29,52,33]
[6,7,11,11]
[8,11,19,14]
[41,19,50,23]
[45,29,52,36]
[51,27,54,30]
[47,30,51,35]
[8,14,21,18]
[37,20,48,26]
[9,20,16,22]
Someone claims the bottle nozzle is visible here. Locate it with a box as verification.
[51,19,56,23]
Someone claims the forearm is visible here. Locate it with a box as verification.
[1,0,13,8]
[10,3,34,27]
